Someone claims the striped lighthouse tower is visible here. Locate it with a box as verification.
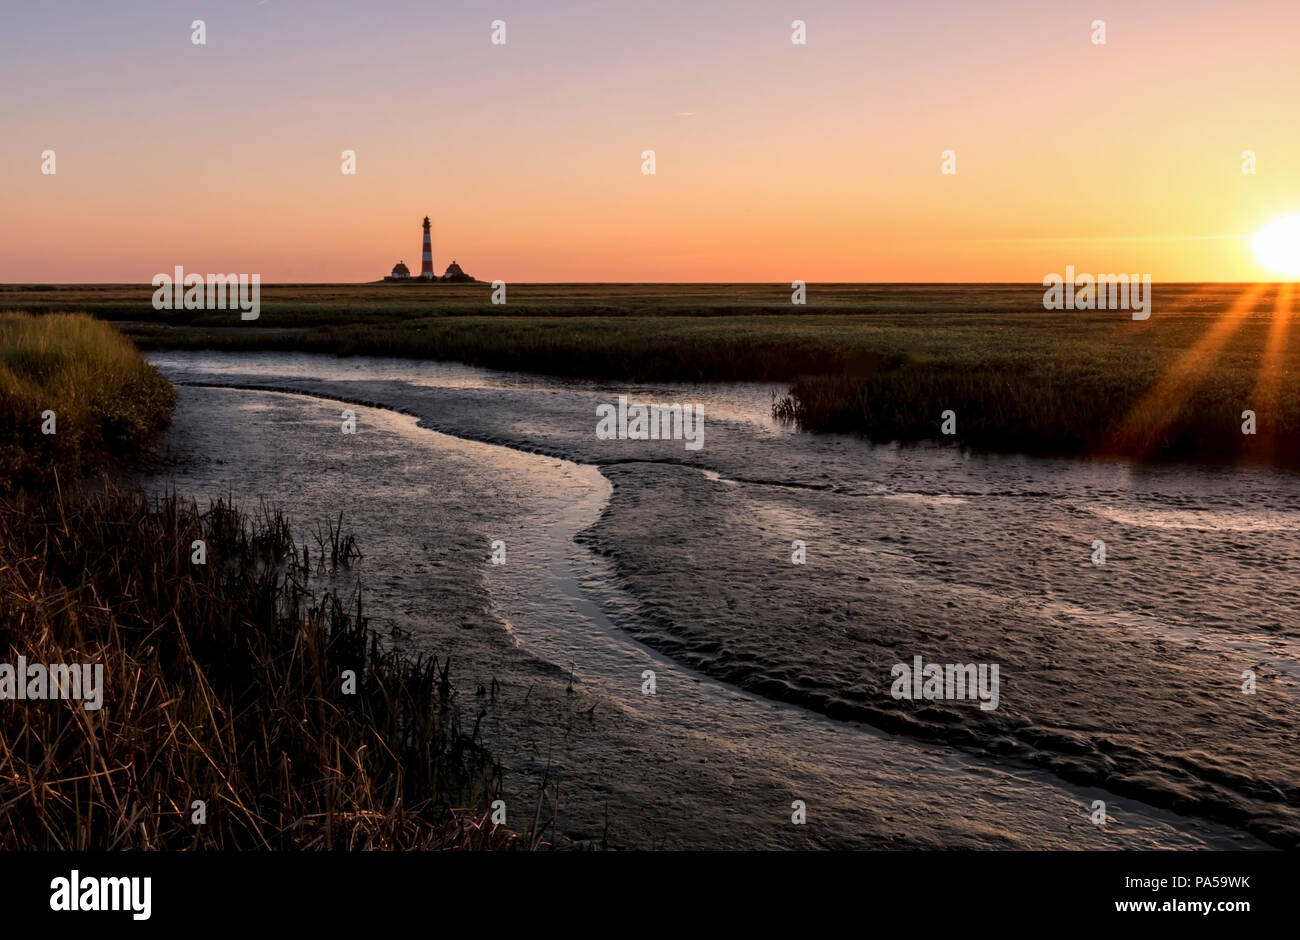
[420,216,434,279]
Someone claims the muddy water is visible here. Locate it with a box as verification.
[141,351,1298,848]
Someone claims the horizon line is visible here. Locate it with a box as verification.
[1,280,1293,288]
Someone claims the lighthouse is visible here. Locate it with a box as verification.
[420,216,434,279]
[383,215,476,282]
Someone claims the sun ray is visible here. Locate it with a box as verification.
[1247,282,1294,463]
[1108,283,1268,459]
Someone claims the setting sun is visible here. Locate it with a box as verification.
[1253,216,1300,277]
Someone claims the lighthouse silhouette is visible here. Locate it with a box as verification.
[420,216,434,279]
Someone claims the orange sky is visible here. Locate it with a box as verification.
[2,0,1299,282]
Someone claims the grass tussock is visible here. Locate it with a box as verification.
[0,482,516,850]
[0,312,176,488]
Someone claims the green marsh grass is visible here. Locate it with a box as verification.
[6,284,1298,465]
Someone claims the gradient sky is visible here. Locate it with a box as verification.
[2,0,1299,282]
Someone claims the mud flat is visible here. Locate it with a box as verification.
[142,350,1295,848]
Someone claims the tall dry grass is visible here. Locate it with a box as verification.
[0,313,520,849]
[0,484,513,849]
